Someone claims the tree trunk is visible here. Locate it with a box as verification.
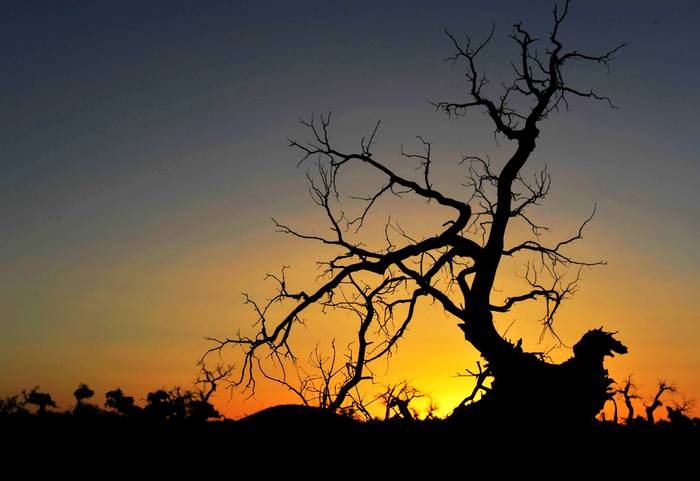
[452,328,627,429]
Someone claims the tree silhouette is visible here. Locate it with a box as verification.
[23,387,56,415]
[616,376,641,424]
[380,381,427,421]
[185,394,221,422]
[142,387,221,422]
[73,383,95,413]
[145,389,178,420]
[203,0,627,426]
[0,394,27,416]
[104,388,138,416]
[666,398,696,430]
[644,381,676,425]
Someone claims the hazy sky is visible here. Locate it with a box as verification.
[1,0,698,418]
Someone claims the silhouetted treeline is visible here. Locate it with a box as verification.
[1,382,698,472]
[0,383,221,422]
[2,381,698,431]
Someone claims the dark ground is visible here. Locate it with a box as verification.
[2,405,698,474]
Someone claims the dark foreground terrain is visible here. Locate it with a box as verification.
[2,404,698,473]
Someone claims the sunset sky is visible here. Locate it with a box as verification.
[1,0,698,419]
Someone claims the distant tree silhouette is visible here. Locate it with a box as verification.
[666,399,696,430]
[203,0,627,427]
[145,389,178,420]
[143,387,221,422]
[73,383,95,414]
[644,381,676,425]
[0,394,27,416]
[23,387,56,415]
[380,382,425,421]
[104,388,138,416]
[616,376,641,424]
[670,397,695,418]
[74,383,94,405]
[185,394,221,422]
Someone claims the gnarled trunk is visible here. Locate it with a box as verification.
[452,329,627,428]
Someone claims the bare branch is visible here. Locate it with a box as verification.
[504,205,606,268]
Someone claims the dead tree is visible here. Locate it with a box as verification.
[644,381,676,425]
[666,398,695,428]
[203,0,626,425]
[616,376,641,423]
[379,382,425,421]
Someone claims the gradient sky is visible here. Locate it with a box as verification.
[1,0,698,419]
